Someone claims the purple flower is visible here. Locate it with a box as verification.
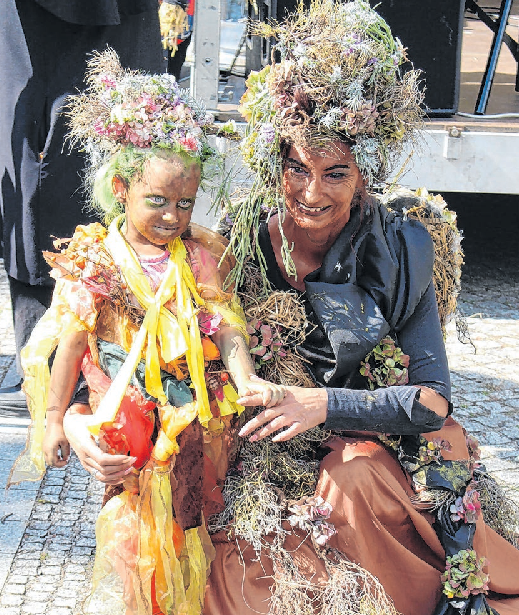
[260,123,276,144]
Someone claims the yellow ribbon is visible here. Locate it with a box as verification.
[86,215,211,435]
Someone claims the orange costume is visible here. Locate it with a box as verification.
[10,218,247,615]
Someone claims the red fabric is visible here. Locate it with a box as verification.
[81,351,156,468]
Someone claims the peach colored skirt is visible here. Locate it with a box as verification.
[204,418,519,615]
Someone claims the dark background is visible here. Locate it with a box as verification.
[442,192,519,284]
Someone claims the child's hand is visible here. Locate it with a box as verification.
[64,405,137,485]
[236,374,286,408]
[43,423,70,468]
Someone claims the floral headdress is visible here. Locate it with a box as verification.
[67,48,226,161]
[222,0,424,288]
[67,48,238,223]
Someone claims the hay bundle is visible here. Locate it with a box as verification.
[382,187,464,334]
[473,468,519,549]
[270,551,401,615]
[239,263,315,387]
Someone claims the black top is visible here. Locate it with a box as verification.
[257,198,451,404]
[33,0,157,25]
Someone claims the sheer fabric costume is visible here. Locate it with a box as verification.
[204,198,519,615]
[10,219,247,615]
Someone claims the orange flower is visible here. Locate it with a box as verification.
[201,337,220,361]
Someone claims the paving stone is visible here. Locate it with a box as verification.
[33,575,60,586]
[9,566,39,577]
[41,486,63,496]
[64,564,85,574]
[24,590,50,602]
[29,582,56,593]
[1,587,24,597]
[0,596,22,608]
[5,578,27,587]
[21,602,46,614]
[53,597,77,609]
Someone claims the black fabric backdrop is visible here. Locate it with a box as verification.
[0,0,164,286]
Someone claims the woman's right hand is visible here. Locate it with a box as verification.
[238,385,328,442]
[63,404,137,484]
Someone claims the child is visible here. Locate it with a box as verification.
[10,49,284,615]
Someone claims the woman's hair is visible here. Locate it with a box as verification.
[89,146,201,225]
[221,0,425,290]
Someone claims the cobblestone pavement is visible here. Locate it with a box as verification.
[0,255,518,614]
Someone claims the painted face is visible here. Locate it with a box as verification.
[282,142,365,234]
[113,153,201,255]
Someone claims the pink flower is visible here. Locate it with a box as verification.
[101,75,116,89]
[198,311,223,335]
[179,134,198,151]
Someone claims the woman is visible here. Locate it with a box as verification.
[204,1,519,614]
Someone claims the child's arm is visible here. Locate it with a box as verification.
[43,330,88,467]
[211,325,285,407]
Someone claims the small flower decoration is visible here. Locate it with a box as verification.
[198,311,223,336]
[417,437,452,464]
[360,336,410,390]
[441,549,489,599]
[450,485,482,524]
[287,496,337,547]
[246,318,287,368]
[66,48,238,164]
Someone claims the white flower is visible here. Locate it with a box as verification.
[320,107,342,129]
[294,42,306,57]
[330,66,342,83]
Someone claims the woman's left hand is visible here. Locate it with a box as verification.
[238,385,328,442]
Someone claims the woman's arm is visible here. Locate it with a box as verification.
[43,330,88,467]
[239,283,450,442]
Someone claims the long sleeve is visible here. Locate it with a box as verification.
[324,283,450,434]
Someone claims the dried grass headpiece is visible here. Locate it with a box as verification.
[221,0,425,288]
[66,48,239,223]
[241,0,424,186]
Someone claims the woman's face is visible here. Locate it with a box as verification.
[113,153,201,254]
[282,142,365,234]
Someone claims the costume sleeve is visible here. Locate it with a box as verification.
[324,283,450,435]
[9,278,96,485]
[398,282,451,402]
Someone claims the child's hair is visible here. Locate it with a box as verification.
[90,146,202,224]
[65,48,238,225]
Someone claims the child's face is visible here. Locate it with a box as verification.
[113,154,201,254]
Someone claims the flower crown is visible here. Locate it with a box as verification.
[239,0,424,186]
[221,0,425,290]
[67,48,235,161]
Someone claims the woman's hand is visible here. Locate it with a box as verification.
[63,404,136,485]
[236,374,286,408]
[238,386,328,442]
